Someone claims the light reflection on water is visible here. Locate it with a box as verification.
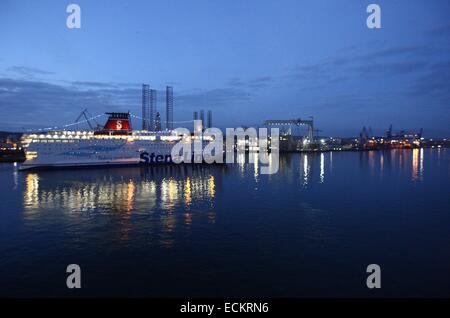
[24,167,217,215]
[21,150,430,227]
[22,166,220,247]
[1,149,448,297]
[20,150,431,245]
[320,153,325,184]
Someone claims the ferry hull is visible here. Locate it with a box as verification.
[20,112,216,171]
[19,160,140,171]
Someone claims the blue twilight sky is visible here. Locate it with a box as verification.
[0,0,449,136]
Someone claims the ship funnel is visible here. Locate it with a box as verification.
[100,112,132,134]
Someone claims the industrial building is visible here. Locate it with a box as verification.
[141,84,157,131]
[141,84,174,131]
[207,110,212,128]
[166,86,173,130]
[155,112,161,131]
[193,109,213,130]
[141,84,150,130]
[199,110,205,126]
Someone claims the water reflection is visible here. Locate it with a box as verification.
[252,152,259,183]
[299,153,325,186]
[13,166,18,190]
[21,150,431,247]
[5,149,448,297]
[302,154,310,186]
[420,148,424,177]
[358,149,426,181]
[380,153,384,175]
[270,150,429,188]
[412,148,424,181]
[23,165,224,246]
[320,153,325,183]
[184,177,192,207]
[24,173,39,208]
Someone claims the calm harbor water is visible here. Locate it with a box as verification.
[0,149,449,297]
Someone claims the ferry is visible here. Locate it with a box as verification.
[20,112,207,171]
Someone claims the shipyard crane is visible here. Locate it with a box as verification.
[314,128,323,136]
[75,108,101,130]
[264,117,314,141]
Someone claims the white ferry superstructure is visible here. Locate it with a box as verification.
[20,112,208,170]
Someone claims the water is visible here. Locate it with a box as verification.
[0,149,449,297]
